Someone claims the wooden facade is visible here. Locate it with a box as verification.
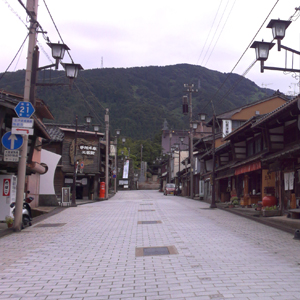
[43,125,106,202]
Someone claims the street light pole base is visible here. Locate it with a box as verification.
[70,203,77,207]
[210,203,217,209]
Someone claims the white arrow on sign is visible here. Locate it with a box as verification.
[8,134,18,150]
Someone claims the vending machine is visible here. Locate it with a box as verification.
[0,175,17,221]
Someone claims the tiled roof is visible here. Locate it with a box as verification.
[46,126,64,142]
[206,90,288,125]
[251,94,300,128]
[261,144,300,162]
[223,115,264,141]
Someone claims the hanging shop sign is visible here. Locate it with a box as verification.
[79,145,97,155]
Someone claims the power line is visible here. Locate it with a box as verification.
[202,0,281,115]
[73,81,104,126]
[201,0,230,66]
[0,33,29,82]
[2,0,28,28]
[196,0,223,65]
[204,0,236,67]
[42,0,73,63]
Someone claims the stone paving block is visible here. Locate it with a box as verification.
[1,191,300,299]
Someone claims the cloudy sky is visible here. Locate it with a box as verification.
[1,0,300,96]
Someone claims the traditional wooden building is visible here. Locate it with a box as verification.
[0,90,53,209]
[197,91,288,203]
[219,94,300,211]
[43,124,106,203]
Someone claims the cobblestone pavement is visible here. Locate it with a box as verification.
[1,190,300,300]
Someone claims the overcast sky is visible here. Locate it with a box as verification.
[1,0,300,96]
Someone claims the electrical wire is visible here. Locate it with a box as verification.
[17,0,46,35]
[204,0,236,67]
[2,0,28,28]
[0,33,29,82]
[73,81,104,126]
[196,0,223,65]
[41,0,107,125]
[201,0,230,66]
[202,0,281,115]
[42,0,73,63]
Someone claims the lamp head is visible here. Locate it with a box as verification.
[267,19,291,40]
[250,40,275,61]
[47,42,70,69]
[85,113,93,124]
[61,63,83,79]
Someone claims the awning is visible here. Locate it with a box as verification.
[235,161,261,175]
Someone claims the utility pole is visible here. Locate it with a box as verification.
[210,114,217,208]
[14,0,38,231]
[184,84,197,199]
[169,131,172,183]
[114,136,117,194]
[140,144,143,175]
[105,108,109,199]
[71,116,78,207]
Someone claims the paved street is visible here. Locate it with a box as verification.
[1,190,300,300]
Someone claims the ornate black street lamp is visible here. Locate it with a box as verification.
[251,18,300,74]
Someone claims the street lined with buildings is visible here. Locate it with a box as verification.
[1,190,300,300]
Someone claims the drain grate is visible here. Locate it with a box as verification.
[138,210,155,212]
[136,245,178,257]
[144,247,169,256]
[138,221,162,224]
[35,223,66,228]
[140,203,153,205]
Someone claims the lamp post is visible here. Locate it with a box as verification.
[183,84,198,198]
[71,115,78,207]
[211,114,217,208]
[251,18,300,74]
[115,129,121,193]
[105,108,109,199]
[173,143,181,194]
[14,0,82,231]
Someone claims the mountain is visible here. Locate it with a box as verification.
[0,64,273,140]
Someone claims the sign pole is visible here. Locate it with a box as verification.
[14,0,38,231]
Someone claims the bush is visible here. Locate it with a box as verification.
[231,199,239,205]
[264,205,278,211]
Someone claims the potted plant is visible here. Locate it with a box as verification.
[228,196,239,208]
[5,216,14,228]
[262,205,281,217]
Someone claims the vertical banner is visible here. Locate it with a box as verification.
[123,160,129,179]
[289,172,294,190]
[284,173,289,191]
[3,179,10,196]
[222,120,232,137]
[199,180,204,197]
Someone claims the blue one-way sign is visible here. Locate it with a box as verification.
[1,131,24,150]
[14,101,35,118]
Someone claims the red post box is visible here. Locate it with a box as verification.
[99,182,105,199]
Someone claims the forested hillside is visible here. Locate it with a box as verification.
[0,64,273,140]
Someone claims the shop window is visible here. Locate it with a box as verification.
[254,137,262,154]
[232,120,245,130]
[284,122,298,145]
[247,141,254,157]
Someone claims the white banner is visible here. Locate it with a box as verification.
[123,160,129,179]
[289,172,294,190]
[284,173,289,191]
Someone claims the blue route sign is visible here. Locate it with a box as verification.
[1,131,23,150]
[14,101,35,118]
